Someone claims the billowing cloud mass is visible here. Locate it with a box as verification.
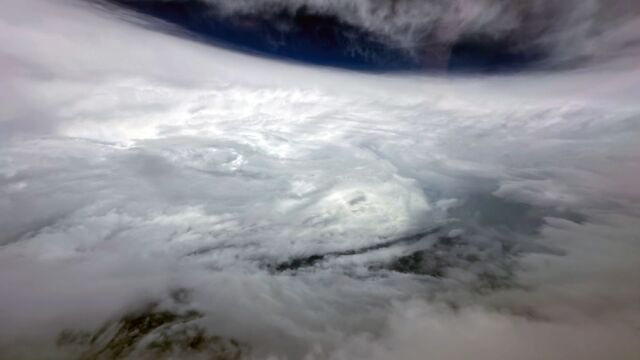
[1,0,640,359]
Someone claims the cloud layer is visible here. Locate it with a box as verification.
[1,0,640,358]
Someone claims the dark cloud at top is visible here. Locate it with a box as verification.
[98,0,640,72]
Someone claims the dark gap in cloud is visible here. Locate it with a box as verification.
[385,193,580,283]
[448,194,586,235]
[56,303,245,359]
[272,227,441,272]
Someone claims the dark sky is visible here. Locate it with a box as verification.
[99,0,542,72]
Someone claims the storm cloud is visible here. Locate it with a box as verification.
[1,0,640,359]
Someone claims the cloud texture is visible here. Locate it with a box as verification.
[1,0,640,358]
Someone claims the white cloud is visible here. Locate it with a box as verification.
[1,0,639,358]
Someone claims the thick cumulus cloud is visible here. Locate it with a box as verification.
[1,0,640,359]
